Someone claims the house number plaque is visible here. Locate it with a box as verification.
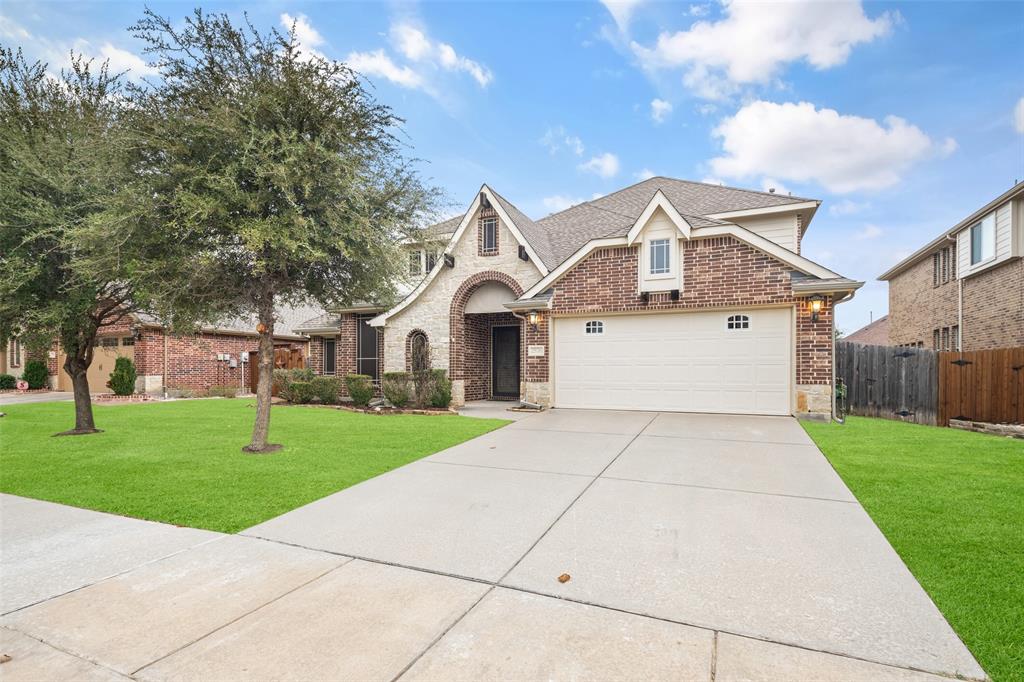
[527,345,545,357]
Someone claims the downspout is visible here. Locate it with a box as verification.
[947,233,962,351]
[832,290,857,421]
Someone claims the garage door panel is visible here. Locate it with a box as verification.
[553,309,792,416]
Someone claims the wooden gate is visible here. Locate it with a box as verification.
[836,342,939,425]
[249,347,306,394]
[938,347,1024,425]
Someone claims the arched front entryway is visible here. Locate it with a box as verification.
[449,271,524,403]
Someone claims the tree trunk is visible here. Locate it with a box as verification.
[244,300,280,453]
[57,349,101,436]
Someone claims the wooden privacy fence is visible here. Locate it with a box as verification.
[249,347,306,394]
[938,346,1024,426]
[836,342,938,425]
[837,341,1024,426]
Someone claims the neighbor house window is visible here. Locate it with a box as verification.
[649,238,671,275]
[970,214,995,265]
[941,327,950,351]
[481,217,498,255]
[9,338,21,367]
[409,250,422,276]
[952,325,960,351]
[727,314,750,330]
[323,338,336,375]
[933,329,941,350]
[121,336,135,346]
[425,251,437,271]
[585,320,604,335]
[101,337,117,348]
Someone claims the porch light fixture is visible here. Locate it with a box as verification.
[528,311,540,329]
[809,294,824,322]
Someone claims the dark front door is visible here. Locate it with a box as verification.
[491,326,520,398]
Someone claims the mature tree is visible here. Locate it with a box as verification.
[0,49,182,434]
[130,10,437,452]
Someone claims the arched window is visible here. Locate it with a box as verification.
[585,320,604,335]
[409,331,430,372]
[726,314,750,330]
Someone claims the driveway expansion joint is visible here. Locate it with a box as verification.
[599,475,860,504]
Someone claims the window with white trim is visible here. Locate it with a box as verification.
[970,213,995,265]
[585,320,604,335]
[649,238,671,275]
[726,314,750,330]
[408,250,423,276]
[425,251,437,271]
[323,338,336,375]
[9,338,21,368]
[481,218,498,255]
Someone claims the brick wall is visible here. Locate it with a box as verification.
[523,313,549,383]
[887,252,958,347]
[795,296,833,385]
[962,258,1024,349]
[462,312,520,401]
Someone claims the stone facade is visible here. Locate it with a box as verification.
[380,206,542,404]
[888,249,1023,351]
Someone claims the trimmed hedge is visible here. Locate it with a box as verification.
[310,376,341,405]
[207,385,238,398]
[287,381,315,404]
[345,374,374,407]
[22,360,48,390]
[107,357,137,396]
[0,374,15,390]
[428,369,453,408]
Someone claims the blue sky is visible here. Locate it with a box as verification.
[3,1,1022,332]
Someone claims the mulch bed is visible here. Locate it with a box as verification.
[278,402,455,415]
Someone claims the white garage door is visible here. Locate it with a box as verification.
[552,308,793,415]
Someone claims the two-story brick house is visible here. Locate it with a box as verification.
[880,182,1024,351]
[298,177,863,420]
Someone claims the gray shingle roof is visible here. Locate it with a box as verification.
[536,176,814,266]
[419,215,461,238]
[489,187,558,270]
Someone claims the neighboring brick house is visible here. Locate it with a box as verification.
[302,177,862,420]
[1,338,27,379]
[844,315,890,346]
[880,182,1024,351]
[46,309,313,395]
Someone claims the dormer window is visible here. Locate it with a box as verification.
[727,314,750,330]
[649,238,671,275]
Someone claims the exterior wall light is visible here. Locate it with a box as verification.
[528,311,540,329]
[809,294,824,322]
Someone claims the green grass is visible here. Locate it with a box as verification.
[0,399,508,533]
[803,417,1023,681]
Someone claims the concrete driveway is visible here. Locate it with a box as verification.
[0,410,984,681]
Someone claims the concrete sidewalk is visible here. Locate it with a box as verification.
[0,410,985,681]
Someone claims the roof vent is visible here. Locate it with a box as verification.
[768,188,775,194]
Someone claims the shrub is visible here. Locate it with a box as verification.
[22,360,48,390]
[411,370,435,407]
[207,385,238,398]
[274,367,316,400]
[107,357,137,396]
[0,374,15,390]
[345,374,374,407]
[428,369,452,409]
[382,372,412,407]
[287,381,315,404]
[310,376,341,404]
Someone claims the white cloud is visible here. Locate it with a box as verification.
[541,126,585,156]
[687,4,710,17]
[829,199,868,216]
[542,195,587,213]
[346,50,425,90]
[578,152,621,178]
[601,0,646,32]
[631,1,895,99]
[388,23,493,87]
[1014,97,1024,133]
[281,13,325,60]
[636,168,657,180]
[94,42,158,76]
[650,98,673,123]
[854,224,883,240]
[710,101,950,193]
[0,15,31,40]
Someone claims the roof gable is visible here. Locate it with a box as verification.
[626,190,692,244]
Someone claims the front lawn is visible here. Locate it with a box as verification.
[0,400,508,533]
[803,417,1023,682]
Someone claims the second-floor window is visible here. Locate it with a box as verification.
[481,218,498,255]
[932,245,957,287]
[409,250,423,276]
[649,238,671,275]
[970,214,995,265]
